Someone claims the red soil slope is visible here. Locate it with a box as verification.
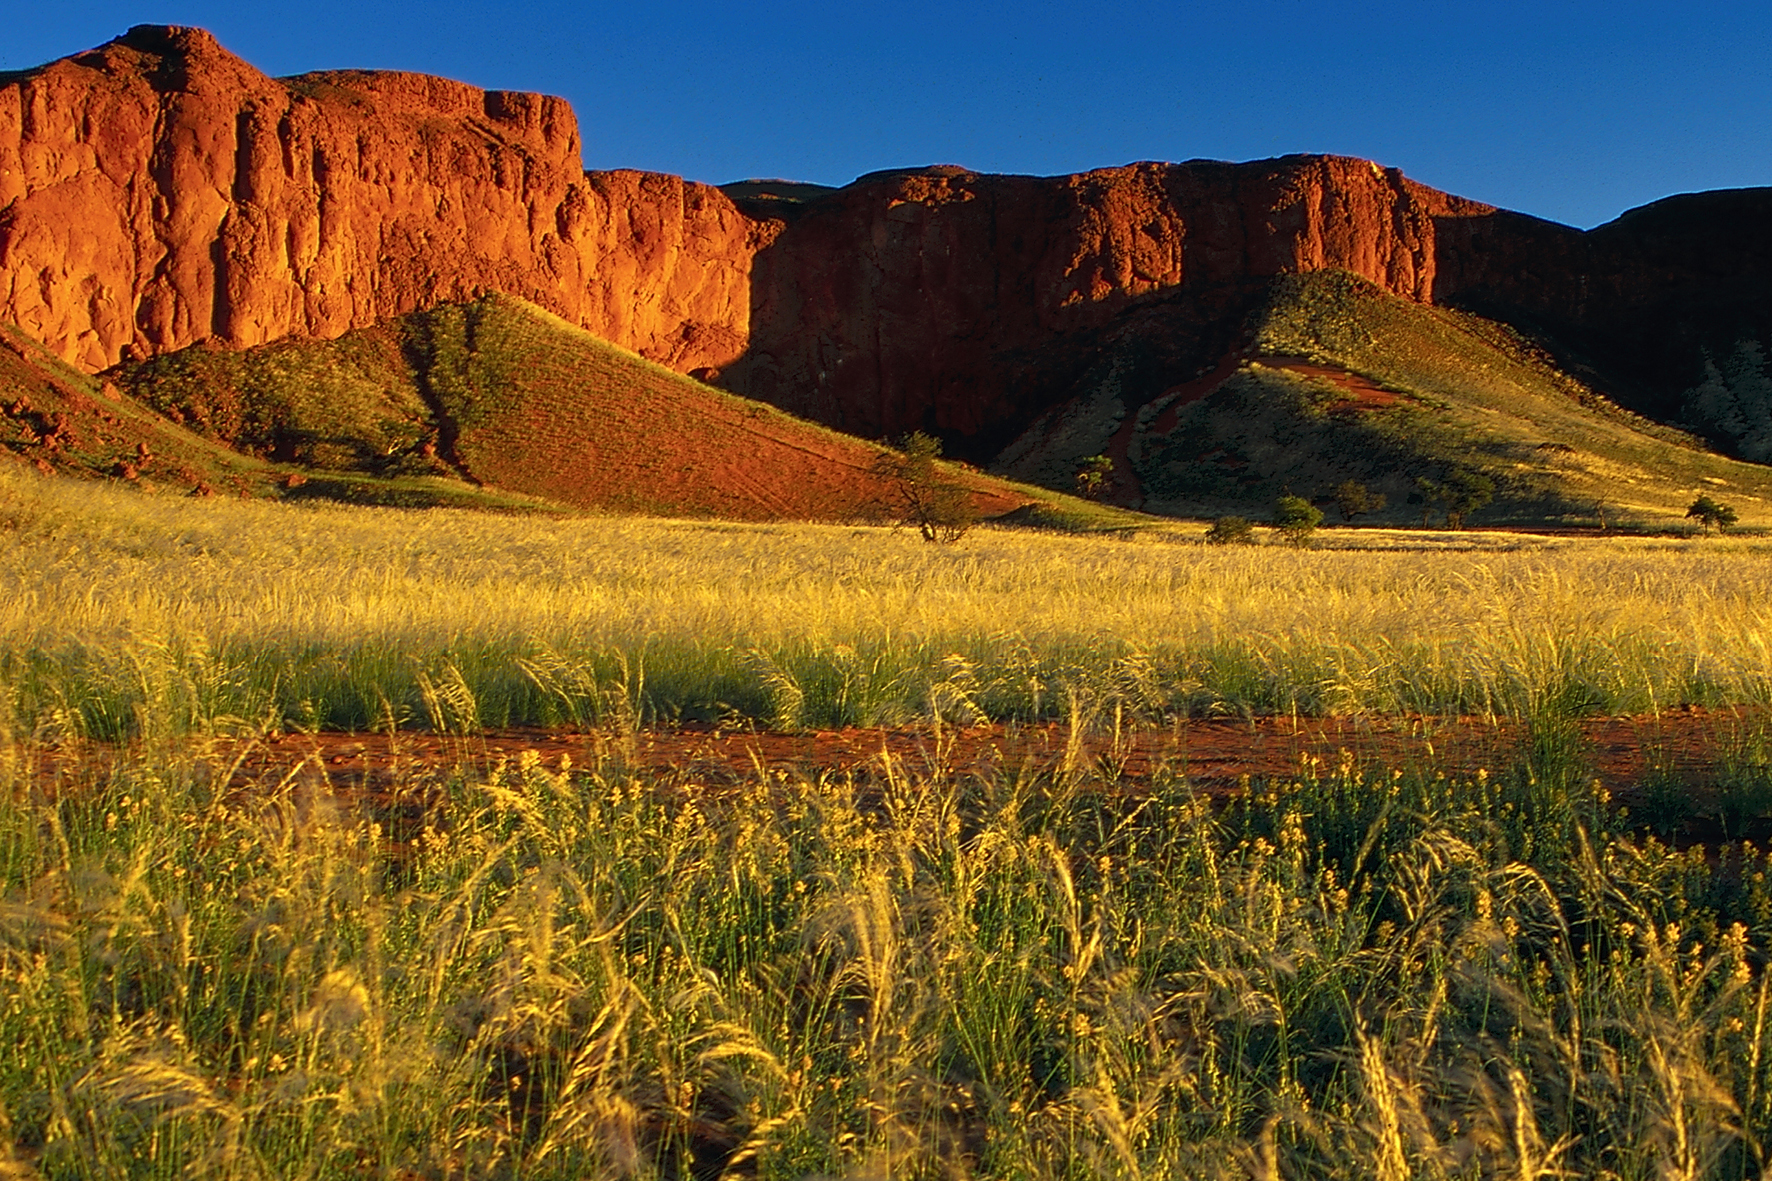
[0,323,273,494]
[112,293,1039,520]
[432,299,1034,519]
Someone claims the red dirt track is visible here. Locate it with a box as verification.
[131,708,1766,804]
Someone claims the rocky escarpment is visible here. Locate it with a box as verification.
[722,162,1772,455]
[1429,188,1772,426]
[717,158,1499,450]
[3,25,1770,464]
[0,25,769,372]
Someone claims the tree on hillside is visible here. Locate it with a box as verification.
[1075,454,1114,499]
[1441,471,1494,529]
[1417,470,1494,529]
[872,431,979,544]
[1413,477,1441,527]
[1333,479,1386,522]
[1273,494,1323,546]
[1686,494,1739,534]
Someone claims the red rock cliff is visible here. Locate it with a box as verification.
[719,159,1498,442]
[0,25,769,371]
[4,26,1765,448]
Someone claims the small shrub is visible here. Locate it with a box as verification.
[1717,766,1772,839]
[872,431,979,544]
[1074,453,1114,499]
[1416,470,1494,528]
[1272,495,1323,546]
[1638,771,1698,838]
[1204,515,1256,545]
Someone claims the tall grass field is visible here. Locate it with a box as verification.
[3,466,1772,1177]
[3,466,1772,741]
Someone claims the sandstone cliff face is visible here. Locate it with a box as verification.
[719,158,1498,444]
[3,25,1768,459]
[0,25,1503,420]
[0,25,767,372]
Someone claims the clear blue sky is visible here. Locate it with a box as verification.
[6,1,1768,228]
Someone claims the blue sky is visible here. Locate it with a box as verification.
[6,1,1769,228]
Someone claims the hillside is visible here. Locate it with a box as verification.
[4,25,1771,526]
[0,320,577,511]
[0,321,279,495]
[996,271,1772,527]
[115,294,1043,521]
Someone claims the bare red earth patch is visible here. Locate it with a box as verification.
[1258,356,1406,409]
[22,708,1745,805]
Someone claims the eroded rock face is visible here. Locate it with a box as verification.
[0,26,1500,407]
[0,25,768,372]
[719,159,1499,445]
[3,25,1768,456]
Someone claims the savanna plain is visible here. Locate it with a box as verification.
[4,465,1772,1179]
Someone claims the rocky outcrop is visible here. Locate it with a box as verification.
[3,25,1769,458]
[0,25,768,372]
[719,159,1499,447]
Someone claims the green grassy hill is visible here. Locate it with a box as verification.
[45,274,1755,533]
[0,322,564,512]
[114,294,1054,523]
[1001,270,1772,529]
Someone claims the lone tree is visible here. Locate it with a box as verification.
[1273,494,1324,546]
[1075,454,1114,499]
[1687,494,1739,534]
[1417,470,1494,529]
[872,431,979,544]
[1333,479,1387,522]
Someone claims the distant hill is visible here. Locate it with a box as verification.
[3,26,1770,527]
[114,294,1043,521]
[995,271,1772,528]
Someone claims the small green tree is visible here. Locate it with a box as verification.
[1273,494,1323,546]
[872,431,979,544]
[1075,454,1114,499]
[1333,479,1386,522]
[1686,494,1739,534]
[1412,477,1440,527]
[1416,470,1494,528]
[1204,515,1256,545]
[1441,471,1494,529]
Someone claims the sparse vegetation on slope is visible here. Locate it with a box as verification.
[109,323,445,476]
[1120,271,1772,527]
[0,322,576,514]
[117,295,1040,523]
[0,323,282,496]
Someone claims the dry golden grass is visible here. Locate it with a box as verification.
[4,464,1772,737]
[4,467,1772,1177]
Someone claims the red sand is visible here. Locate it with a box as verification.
[34,708,1748,805]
